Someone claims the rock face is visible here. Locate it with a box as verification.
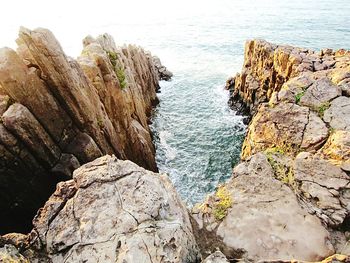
[193,40,350,262]
[0,28,170,234]
[1,155,200,263]
[192,154,335,262]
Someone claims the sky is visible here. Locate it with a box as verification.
[0,0,233,56]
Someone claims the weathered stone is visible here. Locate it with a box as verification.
[319,130,350,164]
[0,27,169,232]
[241,103,309,159]
[301,111,329,150]
[152,55,173,80]
[0,244,29,263]
[295,152,350,227]
[192,154,334,261]
[299,77,341,108]
[2,103,60,169]
[323,96,350,131]
[27,156,200,262]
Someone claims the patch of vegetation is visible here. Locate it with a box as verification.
[106,50,127,89]
[316,102,330,118]
[213,185,232,220]
[264,146,286,155]
[264,143,298,157]
[295,91,305,104]
[265,151,298,190]
[116,67,127,89]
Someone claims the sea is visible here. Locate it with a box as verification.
[1,0,349,205]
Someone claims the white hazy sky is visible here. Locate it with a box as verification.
[0,0,238,55]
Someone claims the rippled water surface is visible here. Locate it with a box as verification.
[2,0,349,204]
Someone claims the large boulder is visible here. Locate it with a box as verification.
[192,154,334,262]
[17,155,200,263]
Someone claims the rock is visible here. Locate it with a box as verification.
[22,155,200,262]
[192,153,334,262]
[0,244,29,263]
[202,250,229,263]
[2,103,61,169]
[152,55,173,81]
[294,152,350,227]
[301,111,329,150]
[227,39,349,118]
[323,96,350,131]
[0,27,170,233]
[318,130,350,164]
[241,103,310,159]
[299,77,342,108]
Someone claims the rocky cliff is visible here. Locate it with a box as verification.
[1,36,349,263]
[193,40,350,261]
[0,27,171,234]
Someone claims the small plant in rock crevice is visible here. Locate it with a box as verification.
[212,185,233,220]
[264,150,298,190]
[106,50,128,89]
[295,91,305,104]
[316,102,331,118]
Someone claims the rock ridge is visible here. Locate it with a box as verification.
[0,27,171,233]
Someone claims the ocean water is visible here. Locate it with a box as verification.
[1,0,349,205]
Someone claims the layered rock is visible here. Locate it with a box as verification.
[193,41,350,261]
[0,27,171,233]
[0,155,200,262]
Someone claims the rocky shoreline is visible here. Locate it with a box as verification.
[0,34,349,262]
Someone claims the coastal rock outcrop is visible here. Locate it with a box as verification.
[192,154,335,261]
[0,27,170,233]
[0,155,200,262]
[194,40,350,261]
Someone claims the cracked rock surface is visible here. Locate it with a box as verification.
[192,153,334,262]
[7,155,200,263]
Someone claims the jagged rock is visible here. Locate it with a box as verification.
[18,155,200,262]
[192,153,334,262]
[299,77,342,108]
[152,55,173,81]
[227,39,349,116]
[0,27,170,233]
[294,152,350,227]
[318,130,350,167]
[202,250,229,263]
[225,40,349,261]
[323,96,350,131]
[2,103,61,168]
[241,103,312,159]
[301,111,329,150]
[0,244,29,263]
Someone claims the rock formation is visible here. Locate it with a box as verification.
[0,27,171,234]
[193,40,350,262]
[0,33,349,262]
[0,155,200,262]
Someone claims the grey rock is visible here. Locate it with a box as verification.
[299,77,342,108]
[323,96,350,131]
[192,153,334,262]
[28,155,200,263]
[295,152,350,227]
